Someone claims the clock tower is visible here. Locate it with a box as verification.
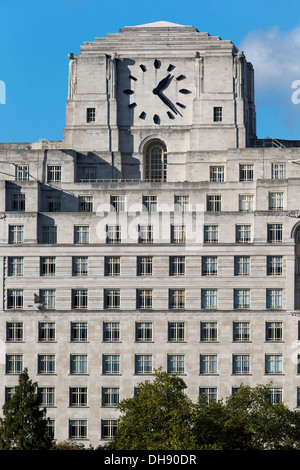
[63,21,256,181]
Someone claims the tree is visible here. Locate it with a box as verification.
[194,384,300,450]
[0,368,53,450]
[112,368,196,450]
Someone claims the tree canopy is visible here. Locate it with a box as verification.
[111,369,300,450]
[0,368,53,450]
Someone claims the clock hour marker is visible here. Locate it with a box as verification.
[176,102,186,109]
[139,112,146,120]
[154,59,161,69]
[129,74,137,81]
[128,102,137,108]
[153,114,160,125]
[123,89,134,95]
[176,75,186,81]
[179,89,191,94]
[140,64,147,72]
[167,111,175,120]
[167,64,175,71]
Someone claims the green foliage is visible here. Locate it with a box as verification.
[0,368,53,450]
[112,370,300,450]
[113,368,196,450]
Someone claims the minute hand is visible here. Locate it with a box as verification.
[157,91,182,116]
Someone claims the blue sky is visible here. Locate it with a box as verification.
[1,0,300,143]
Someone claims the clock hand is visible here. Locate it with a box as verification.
[157,91,182,117]
[153,74,173,95]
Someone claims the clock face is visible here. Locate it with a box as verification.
[122,59,192,124]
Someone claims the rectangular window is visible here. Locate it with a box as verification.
[269,192,284,211]
[199,388,217,403]
[142,195,157,212]
[38,387,55,407]
[82,166,96,182]
[40,257,56,277]
[234,289,250,309]
[136,322,153,342]
[239,194,254,212]
[38,354,55,374]
[202,256,217,276]
[101,420,118,440]
[200,354,217,374]
[6,354,23,374]
[207,195,222,212]
[174,195,190,212]
[104,289,120,309]
[233,322,250,342]
[106,225,121,244]
[236,224,251,243]
[38,322,55,342]
[135,354,153,374]
[69,387,87,407]
[269,388,283,404]
[6,322,23,342]
[40,290,55,309]
[171,225,186,244]
[239,164,253,182]
[47,195,61,212]
[138,225,153,244]
[104,257,120,276]
[234,256,250,276]
[8,257,23,276]
[103,355,120,374]
[70,322,88,342]
[70,354,88,374]
[272,163,286,180]
[15,165,29,181]
[267,256,283,275]
[9,225,24,244]
[72,257,88,277]
[169,289,185,309]
[204,225,218,243]
[86,107,95,123]
[42,226,57,244]
[74,225,89,244]
[167,355,184,374]
[137,256,153,276]
[110,195,125,213]
[168,322,185,342]
[200,322,218,342]
[11,193,25,211]
[201,289,217,309]
[69,420,87,439]
[72,289,88,309]
[232,354,250,374]
[136,289,152,309]
[103,322,120,342]
[170,256,185,276]
[47,165,61,183]
[102,388,119,407]
[265,354,283,374]
[266,289,283,309]
[78,195,93,212]
[266,322,283,341]
[7,289,23,309]
[213,106,222,122]
[267,224,283,243]
[210,166,224,182]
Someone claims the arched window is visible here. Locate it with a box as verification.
[144,140,167,182]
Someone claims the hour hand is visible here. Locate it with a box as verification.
[153,74,173,95]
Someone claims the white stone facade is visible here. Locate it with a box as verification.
[1,22,300,447]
